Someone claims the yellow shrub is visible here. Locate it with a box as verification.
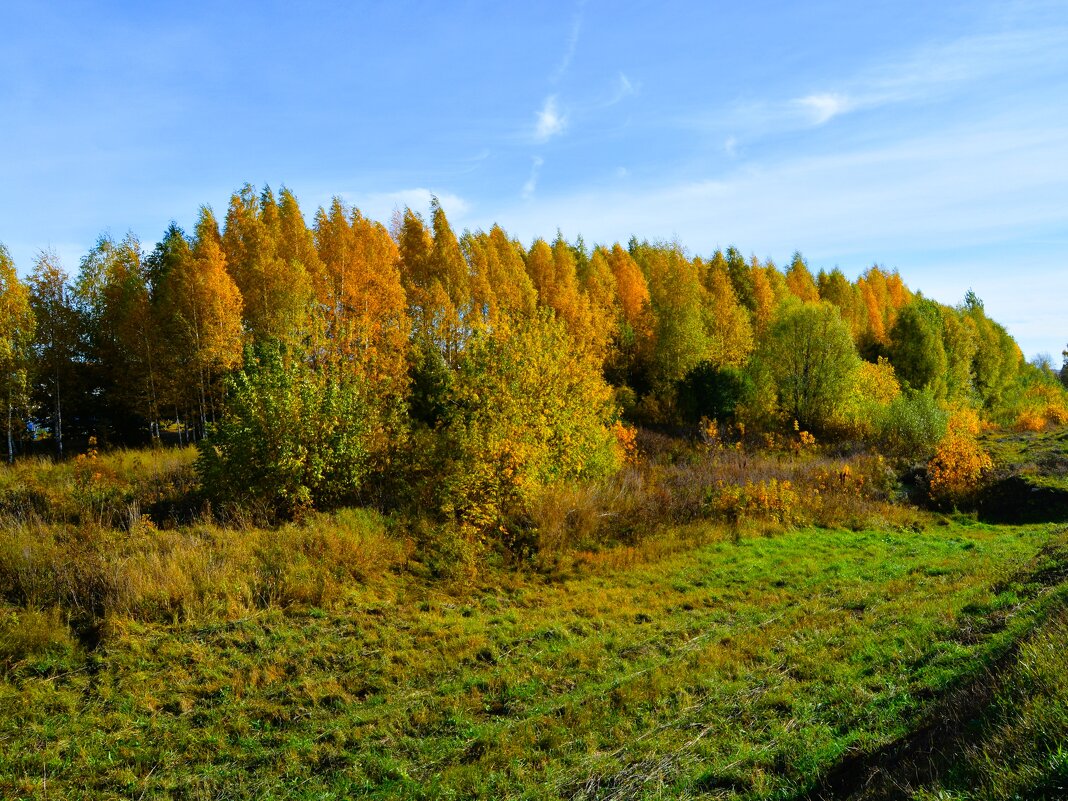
[712,479,801,525]
[612,420,639,464]
[1014,384,1068,432]
[1015,410,1048,433]
[928,407,992,504]
[837,357,902,438]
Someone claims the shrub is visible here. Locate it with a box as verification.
[709,479,801,526]
[197,342,373,520]
[436,312,622,554]
[877,390,948,459]
[1013,383,1068,432]
[837,357,901,440]
[928,407,993,506]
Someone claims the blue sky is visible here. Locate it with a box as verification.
[2,1,1066,359]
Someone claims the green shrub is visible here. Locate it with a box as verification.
[877,389,948,459]
[197,342,372,520]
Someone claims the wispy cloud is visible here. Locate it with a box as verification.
[551,3,585,83]
[482,115,1068,357]
[690,25,1068,140]
[534,95,567,141]
[606,72,637,106]
[485,117,1068,266]
[793,92,854,125]
[522,156,544,199]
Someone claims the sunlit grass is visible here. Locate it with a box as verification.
[1,442,1067,798]
[2,515,1063,799]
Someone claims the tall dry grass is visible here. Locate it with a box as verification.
[529,429,911,560]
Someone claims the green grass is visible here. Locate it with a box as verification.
[3,436,1068,799]
[2,518,1065,799]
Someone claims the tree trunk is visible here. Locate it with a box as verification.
[55,367,63,458]
[7,392,13,465]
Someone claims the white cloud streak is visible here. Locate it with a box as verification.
[484,118,1068,268]
[522,156,544,199]
[551,4,584,83]
[606,72,637,106]
[793,92,854,125]
[696,25,1068,138]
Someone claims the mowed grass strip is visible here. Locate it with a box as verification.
[0,521,1059,800]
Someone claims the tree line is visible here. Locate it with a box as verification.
[1,184,1065,525]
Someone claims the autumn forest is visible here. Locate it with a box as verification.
[3,185,1068,798]
[2,185,1064,518]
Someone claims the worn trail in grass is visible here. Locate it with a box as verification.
[1,520,1064,799]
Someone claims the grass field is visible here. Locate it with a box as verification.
[2,439,1068,799]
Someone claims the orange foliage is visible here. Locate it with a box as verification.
[1013,384,1068,432]
[314,198,409,387]
[612,420,639,464]
[605,244,652,338]
[928,407,993,504]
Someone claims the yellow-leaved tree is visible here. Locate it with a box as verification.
[396,200,473,368]
[222,185,313,344]
[157,208,245,436]
[785,252,820,303]
[525,236,599,359]
[0,244,35,462]
[701,258,754,369]
[437,311,621,557]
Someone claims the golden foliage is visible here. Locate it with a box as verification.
[703,261,754,368]
[837,356,902,439]
[928,407,993,504]
[785,254,820,303]
[612,420,639,464]
[1014,384,1068,432]
[712,479,801,525]
[439,313,621,546]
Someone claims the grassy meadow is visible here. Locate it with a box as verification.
[2,434,1068,800]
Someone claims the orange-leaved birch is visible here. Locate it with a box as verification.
[222,184,313,344]
[396,203,470,366]
[314,197,410,390]
[785,252,820,303]
[581,247,619,364]
[161,209,244,435]
[524,235,598,357]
